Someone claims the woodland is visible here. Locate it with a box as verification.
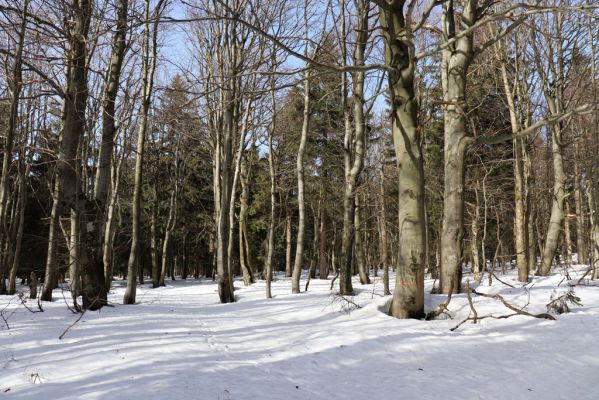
[1,0,599,398]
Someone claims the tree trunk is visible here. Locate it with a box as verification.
[588,24,599,279]
[355,195,369,284]
[68,209,81,298]
[0,0,29,292]
[339,0,368,295]
[574,150,587,264]
[7,155,27,295]
[239,157,255,286]
[318,209,327,279]
[537,127,566,275]
[151,198,159,287]
[285,211,292,278]
[41,191,60,301]
[439,1,476,295]
[378,2,425,318]
[500,59,529,282]
[564,201,573,265]
[378,146,389,295]
[94,0,128,203]
[124,0,164,304]
[265,85,277,297]
[470,189,481,283]
[103,157,122,292]
[291,68,311,294]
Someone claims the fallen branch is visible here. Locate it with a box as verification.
[59,308,87,340]
[450,281,555,331]
[471,288,555,320]
[489,271,516,288]
[425,290,453,320]
[330,294,362,314]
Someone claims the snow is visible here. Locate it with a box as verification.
[2,267,599,399]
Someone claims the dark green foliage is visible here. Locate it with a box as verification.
[547,288,583,315]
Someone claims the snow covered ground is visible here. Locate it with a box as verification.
[2,267,599,400]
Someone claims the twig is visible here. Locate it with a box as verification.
[59,308,87,340]
[489,270,516,288]
[18,292,43,313]
[331,294,362,314]
[465,281,478,323]
[329,271,339,291]
[451,313,519,331]
[574,266,593,285]
[425,290,453,320]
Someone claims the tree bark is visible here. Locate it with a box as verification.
[378,1,426,318]
[291,69,311,294]
[535,14,567,277]
[355,195,370,284]
[239,157,255,286]
[439,0,476,294]
[499,58,529,282]
[339,0,368,295]
[574,159,587,264]
[0,0,29,292]
[265,83,277,298]
[124,0,164,303]
[285,211,292,278]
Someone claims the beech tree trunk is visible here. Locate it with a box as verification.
[535,14,567,277]
[291,68,311,294]
[378,1,425,318]
[339,0,368,295]
[439,0,476,295]
[500,58,529,282]
[124,0,164,303]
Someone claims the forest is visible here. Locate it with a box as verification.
[1,0,599,398]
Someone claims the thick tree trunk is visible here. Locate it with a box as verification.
[538,125,566,276]
[378,2,425,318]
[439,1,476,294]
[94,0,128,203]
[215,87,235,303]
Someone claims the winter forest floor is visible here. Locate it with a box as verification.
[1,266,599,400]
